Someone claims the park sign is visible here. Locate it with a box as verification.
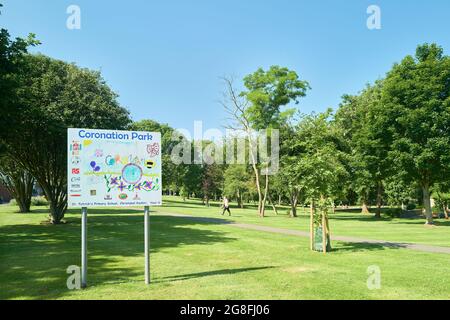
[67,128,162,208]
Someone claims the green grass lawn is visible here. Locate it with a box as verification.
[1,198,449,300]
[159,196,450,247]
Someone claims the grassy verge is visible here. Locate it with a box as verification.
[1,203,449,299]
[156,196,450,247]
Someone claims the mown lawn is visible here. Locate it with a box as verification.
[0,199,449,300]
[159,196,450,247]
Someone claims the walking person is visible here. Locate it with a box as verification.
[222,196,231,216]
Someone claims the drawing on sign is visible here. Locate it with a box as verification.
[67,129,162,208]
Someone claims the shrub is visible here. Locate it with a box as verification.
[385,207,403,218]
[9,199,17,206]
[406,202,416,210]
[31,196,48,206]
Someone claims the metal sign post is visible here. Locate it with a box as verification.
[81,207,87,288]
[144,206,150,284]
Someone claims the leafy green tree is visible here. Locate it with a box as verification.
[223,66,309,217]
[223,164,250,208]
[0,3,39,137]
[181,162,203,198]
[276,123,303,217]
[381,43,450,225]
[384,172,416,210]
[432,183,450,219]
[241,66,310,129]
[201,163,224,207]
[4,54,130,224]
[0,155,34,213]
[293,110,349,252]
[335,82,391,218]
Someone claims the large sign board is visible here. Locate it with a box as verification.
[67,128,162,208]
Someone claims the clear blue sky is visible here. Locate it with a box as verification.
[2,0,449,130]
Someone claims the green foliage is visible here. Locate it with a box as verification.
[384,207,403,218]
[4,54,131,223]
[129,119,175,155]
[0,155,34,213]
[380,43,450,223]
[0,25,39,137]
[201,163,224,204]
[241,65,310,129]
[223,165,250,206]
[31,196,48,206]
[384,173,416,207]
[334,82,391,213]
[293,110,349,201]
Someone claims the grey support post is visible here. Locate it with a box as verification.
[81,207,87,288]
[144,206,150,284]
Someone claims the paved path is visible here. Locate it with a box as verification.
[162,212,450,255]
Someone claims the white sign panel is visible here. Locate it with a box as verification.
[67,128,162,208]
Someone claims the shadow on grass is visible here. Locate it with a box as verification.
[395,220,450,227]
[333,241,410,253]
[330,214,393,223]
[154,266,275,283]
[0,213,236,300]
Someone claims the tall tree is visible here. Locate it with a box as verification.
[293,110,349,252]
[223,66,309,217]
[276,122,303,217]
[223,164,250,208]
[4,54,130,224]
[201,163,224,207]
[381,43,450,225]
[0,3,39,138]
[0,155,34,213]
[335,83,391,218]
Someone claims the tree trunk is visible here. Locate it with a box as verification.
[236,190,242,208]
[278,194,282,206]
[290,190,298,218]
[248,134,263,216]
[361,199,370,214]
[290,202,297,217]
[322,211,327,254]
[2,168,34,213]
[422,183,434,225]
[310,200,315,251]
[15,172,34,213]
[39,181,66,224]
[260,172,269,217]
[268,193,278,215]
[445,205,449,220]
[375,181,383,219]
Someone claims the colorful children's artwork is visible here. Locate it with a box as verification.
[67,128,162,208]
